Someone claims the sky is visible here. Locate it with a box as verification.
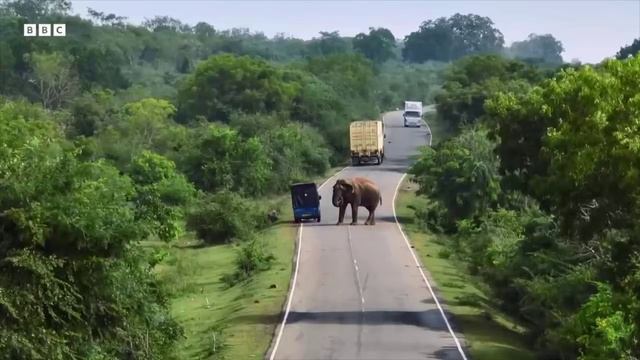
[71,0,640,63]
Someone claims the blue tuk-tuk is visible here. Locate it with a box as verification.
[290,183,321,223]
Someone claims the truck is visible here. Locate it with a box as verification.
[349,120,385,166]
[403,101,423,127]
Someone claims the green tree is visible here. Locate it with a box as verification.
[482,56,640,358]
[508,33,565,65]
[403,13,504,63]
[435,55,545,129]
[130,151,195,242]
[194,21,216,39]
[287,70,345,126]
[0,0,70,19]
[616,38,640,59]
[308,31,351,57]
[489,57,640,239]
[485,86,555,195]
[72,46,131,90]
[0,41,16,94]
[373,61,445,109]
[143,15,189,33]
[353,27,396,64]
[306,53,375,106]
[536,58,640,239]
[28,51,79,109]
[177,54,298,122]
[97,98,180,167]
[86,7,127,26]
[561,284,636,360]
[410,126,501,227]
[179,124,272,196]
[0,100,181,358]
[68,89,116,137]
[260,123,331,190]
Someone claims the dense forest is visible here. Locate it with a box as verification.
[1,0,639,358]
[410,47,640,359]
[0,0,446,357]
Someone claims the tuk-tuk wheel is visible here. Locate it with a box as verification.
[294,218,301,223]
[317,217,321,223]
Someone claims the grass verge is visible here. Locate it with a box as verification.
[395,181,535,360]
[153,166,344,359]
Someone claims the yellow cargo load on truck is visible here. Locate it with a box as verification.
[349,120,385,166]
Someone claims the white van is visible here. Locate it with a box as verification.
[403,101,422,127]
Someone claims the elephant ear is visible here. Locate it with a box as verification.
[341,179,355,194]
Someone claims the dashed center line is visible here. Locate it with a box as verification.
[347,225,365,311]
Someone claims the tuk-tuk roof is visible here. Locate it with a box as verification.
[290,182,318,189]
[290,182,320,209]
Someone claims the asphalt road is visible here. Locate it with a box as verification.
[268,108,467,360]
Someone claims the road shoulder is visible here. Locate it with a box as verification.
[395,179,536,360]
[264,166,348,360]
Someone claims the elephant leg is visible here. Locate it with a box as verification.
[337,205,346,225]
[364,209,372,225]
[369,209,376,225]
[350,204,358,225]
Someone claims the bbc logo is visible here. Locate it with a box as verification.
[24,24,66,37]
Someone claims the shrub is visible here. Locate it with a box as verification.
[414,198,451,234]
[186,191,267,244]
[410,126,501,225]
[221,239,275,287]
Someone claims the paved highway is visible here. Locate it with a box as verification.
[268,108,468,360]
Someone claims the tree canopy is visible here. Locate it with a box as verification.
[177,54,298,122]
[616,38,640,59]
[507,33,564,65]
[353,27,396,64]
[307,31,352,57]
[402,13,504,63]
[0,100,181,358]
[434,54,549,129]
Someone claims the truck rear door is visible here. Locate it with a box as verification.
[350,121,378,155]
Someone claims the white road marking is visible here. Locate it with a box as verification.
[392,174,468,360]
[268,167,348,360]
[347,225,366,311]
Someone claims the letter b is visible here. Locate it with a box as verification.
[38,24,51,36]
[23,24,37,36]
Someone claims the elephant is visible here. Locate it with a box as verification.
[331,177,382,225]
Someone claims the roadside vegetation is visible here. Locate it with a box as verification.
[397,114,534,360]
[2,0,639,358]
[407,51,640,360]
[397,183,535,360]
